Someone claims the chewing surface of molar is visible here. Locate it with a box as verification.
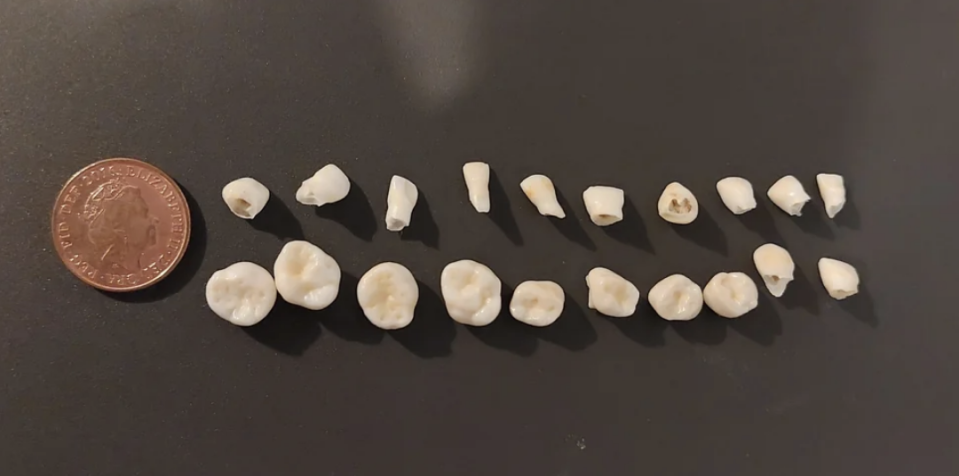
[357,262,419,330]
[441,259,501,326]
[510,280,565,327]
[648,274,703,321]
[206,262,277,326]
[586,267,640,317]
[274,241,341,310]
[222,177,270,219]
[703,272,759,318]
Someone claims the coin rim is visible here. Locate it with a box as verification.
[50,158,193,293]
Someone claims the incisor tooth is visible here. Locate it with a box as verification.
[658,182,699,224]
[767,175,810,216]
[520,174,565,218]
[357,262,419,330]
[703,272,759,318]
[818,258,860,300]
[510,280,565,327]
[586,267,640,317]
[273,241,341,310]
[222,177,270,219]
[753,243,795,297]
[295,164,350,207]
[441,259,502,326]
[716,177,757,215]
[648,274,703,321]
[582,186,625,226]
[386,175,419,232]
[206,262,277,326]
[462,162,491,213]
[817,173,846,219]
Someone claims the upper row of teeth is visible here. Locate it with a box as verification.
[205,241,860,329]
[220,163,847,229]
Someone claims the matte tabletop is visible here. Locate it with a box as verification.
[2,1,958,475]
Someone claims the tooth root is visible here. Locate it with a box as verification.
[462,162,491,213]
[648,274,703,321]
[703,272,759,318]
[386,175,419,232]
[818,258,860,300]
[295,164,351,207]
[357,262,419,330]
[273,240,341,311]
[767,175,811,216]
[716,177,757,215]
[582,186,625,226]
[520,174,566,218]
[509,280,565,327]
[441,259,502,326]
[206,262,278,326]
[816,173,846,219]
[222,177,270,219]
[753,243,795,297]
[657,182,699,224]
[585,267,640,317]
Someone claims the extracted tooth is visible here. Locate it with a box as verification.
[385,175,419,232]
[520,174,566,218]
[648,274,703,321]
[767,175,811,216]
[817,173,846,219]
[273,240,341,310]
[295,164,351,207]
[703,272,759,318]
[716,177,757,215]
[510,280,565,327]
[657,182,699,224]
[818,258,860,300]
[462,162,491,213]
[585,267,640,317]
[222,177,270,219]
[357,262,419,330]
[441,259,502,326]
[582,186,625,226]
[205,262,277,326]
[753,243,795,297]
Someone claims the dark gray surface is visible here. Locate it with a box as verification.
[2,1,958,475]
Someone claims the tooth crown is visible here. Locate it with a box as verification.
[462,162,491,213]
[818,257,860,300]
[703,272,759,318]
[274,240,341,311]
[716,177,757,215]
[206,261,277,327]
[586,267,640,317]
[816,173,846,219]
[648,274,703,321]
[582,186,625,226]
[510,280,565,327]
[658,182,699,224]
[386,175,419,232]
[296,164,351,207]
[222,177,270,219]
[767,175,811,216]
[520,174,566,218]
[357,262,419,330]
[441,259,502,326]
[753,243,795,298]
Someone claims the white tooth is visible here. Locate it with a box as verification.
[509,280,565,327]
[657,182,699,224]
[767,175,811,216]
[357,262,419,330]
[818,258,860,300]
[648,274,703,321]
[295,164,351,207]
[716,177,757,215]
[205,262,277,326]
[520,174,566,218]
[441,259,502,326]
[582,186,625,226]
[221,177,270,219]
[462,162,491,213]
[752,243,795,297]
[703,272,759,318]
[585,267,640,317]
[816,173,846,219]
[385,175,419,232]
[273,240,341,310]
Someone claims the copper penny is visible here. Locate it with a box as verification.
[51,158,192,292]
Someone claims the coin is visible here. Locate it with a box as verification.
[51,158,192,292]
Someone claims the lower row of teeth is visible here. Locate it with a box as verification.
[205,241,860,328]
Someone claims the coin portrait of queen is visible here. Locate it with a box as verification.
[82,178,159,272]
